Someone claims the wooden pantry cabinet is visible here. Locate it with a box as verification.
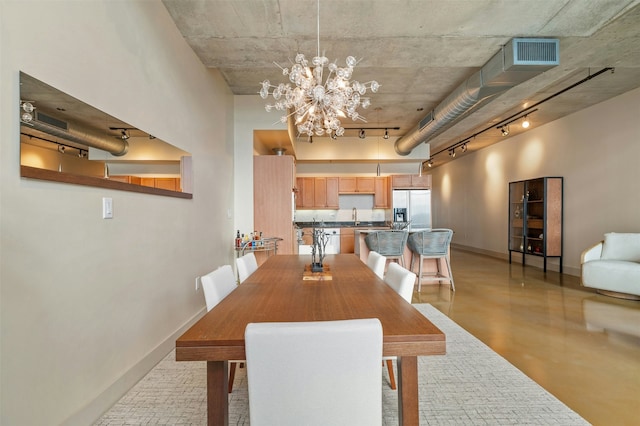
[508,177,563,272]
[254,155,296,255]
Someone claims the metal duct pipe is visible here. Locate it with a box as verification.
[24,119,129,156]
[395,38,559,156]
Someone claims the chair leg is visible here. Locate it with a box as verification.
[385,359,397,390]
[417,255,424,292]
[445,256,455,292]
[228,362,236,393]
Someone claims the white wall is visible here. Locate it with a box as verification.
[233,96,287,236]
[430,87,640,275]
[0,1,234,424]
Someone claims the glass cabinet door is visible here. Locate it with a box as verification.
[509,181,525,252]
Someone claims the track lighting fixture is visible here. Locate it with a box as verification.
[58,145,66,153]
[521,115,530,128]
[120,130,130,140]
[383,129,389,139]
[449,148,456,158]
[359,129,366,139]
[500,126,509,136]
[427,159,433,168]
[460,143,467,153]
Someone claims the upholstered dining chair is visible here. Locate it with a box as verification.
[366,250,387,279]
[200,264,242,393]
[407,228,455,292]
[365,230,409,267]
[382,262,416,390]
[245,319,383,426]
[236,252,258,283]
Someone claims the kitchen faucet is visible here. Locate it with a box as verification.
[352,207,359,226]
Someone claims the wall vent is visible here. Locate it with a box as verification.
[35,111,68,131]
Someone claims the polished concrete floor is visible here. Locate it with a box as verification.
[413,249,640,426]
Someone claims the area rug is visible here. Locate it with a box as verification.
[94,304,589,425]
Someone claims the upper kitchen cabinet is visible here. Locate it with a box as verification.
[254,155,296,254]
[374,177,390,208]
[314,177,339,209]
[296,177,339,209]
[339,177,375,193]
[391,174,431,189]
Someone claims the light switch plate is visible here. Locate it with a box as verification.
[102,197,113,219]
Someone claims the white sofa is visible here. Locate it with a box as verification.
[581,232,640,299]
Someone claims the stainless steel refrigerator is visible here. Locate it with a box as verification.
[392,190,431,231]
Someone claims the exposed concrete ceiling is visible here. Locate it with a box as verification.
[163,0,640,168]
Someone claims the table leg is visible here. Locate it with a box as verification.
[397,356,419,426]
[207,361,229,426]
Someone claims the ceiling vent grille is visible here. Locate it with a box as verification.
[507,38,559,67]
[418,111,434,131]
[35,111,68,131]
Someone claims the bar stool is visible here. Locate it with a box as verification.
[365,230,409,267]
[408,229,455,292]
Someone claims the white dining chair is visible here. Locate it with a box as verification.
[245,318,383,426]
[199,264,242,393]
[366,250,387,279]
[382,262,416,390]
[236,252,258,283]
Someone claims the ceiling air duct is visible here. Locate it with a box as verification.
[394,38,559,156]
[23,111,129,156]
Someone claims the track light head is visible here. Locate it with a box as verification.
[121,130,130,140]
[460,143,467,153]
[383,129,389,139]
[359,129,366,139]
[427,159,433,168]
[500,126,509,136]
[449,148,456,158]
[522,116,530,128]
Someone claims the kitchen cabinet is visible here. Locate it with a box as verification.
[254,155,296,255]
[297,177,316,208]
[508,177,563,272]
[138,177,181,191]
[391,174,431,189]
[339,177,375,193]
[340,228,355,254]
[296,177,339,209]
[374,177,390,208]
[314,177,339,209]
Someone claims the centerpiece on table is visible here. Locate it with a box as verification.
[303,222,332,280]
[310,224,329,272]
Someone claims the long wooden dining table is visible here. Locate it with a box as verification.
[176,254,446,425]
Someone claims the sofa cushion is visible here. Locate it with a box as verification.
[582,260,640,296]
[601,233,640,262]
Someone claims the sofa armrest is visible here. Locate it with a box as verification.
[581,241,603,264]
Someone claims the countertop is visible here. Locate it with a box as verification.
[295,221,389,229]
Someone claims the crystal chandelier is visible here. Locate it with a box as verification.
[259,0,380,138]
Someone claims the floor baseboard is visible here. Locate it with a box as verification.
[61,307,207,426]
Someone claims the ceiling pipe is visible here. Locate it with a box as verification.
[395,38,559,156]
[24,119,129,156]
